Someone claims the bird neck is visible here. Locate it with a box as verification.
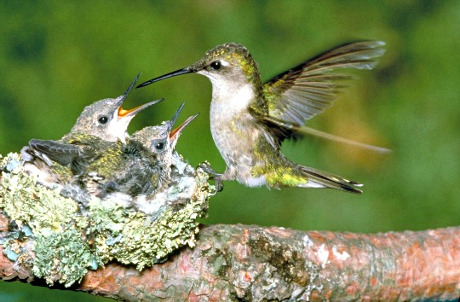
[210,80,258,118]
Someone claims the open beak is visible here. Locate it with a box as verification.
[117,73,165,119]
[122,73,141,98]
[165,102,198,146]
[117,98,164,120]
[169,102,186,128]
[136,67,194,88]
[169,113,199,142]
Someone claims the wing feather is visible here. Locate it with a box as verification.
[261,115,391,153]
[263,41,385,128]
[29,139,83,166]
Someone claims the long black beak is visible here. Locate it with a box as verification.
[136,67,193,88]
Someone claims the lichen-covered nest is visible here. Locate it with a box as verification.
[0,152,213,287]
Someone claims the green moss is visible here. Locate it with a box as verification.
[0,152,213,286]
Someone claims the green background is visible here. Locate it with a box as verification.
[1,1,459,301]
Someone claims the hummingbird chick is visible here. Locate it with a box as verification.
[77,103,197,212]
[128,103,197,214]
[22,74,162,186]
[75,139,160,200]
[131,102,198,177]
[137,41,387,193]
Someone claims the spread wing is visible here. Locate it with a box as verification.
[263,41,385,127]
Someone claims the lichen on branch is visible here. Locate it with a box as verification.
[0,152,213,287]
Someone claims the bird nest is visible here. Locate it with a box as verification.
[0,152,213,287]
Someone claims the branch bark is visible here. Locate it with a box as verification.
[0,213,458,301]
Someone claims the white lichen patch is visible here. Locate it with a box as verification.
[0,152,213,286]
[332,246,350,261]
[317,244,329,268]
[302,234,314,248]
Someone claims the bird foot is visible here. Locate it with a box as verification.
[198,161,224,194]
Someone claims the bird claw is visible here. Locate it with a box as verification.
[198,161,224,194]
[213,179,224,195]
[198,161,221,176]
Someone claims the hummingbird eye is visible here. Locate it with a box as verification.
[151,138,167,153]
[210,61,221,70]
[98,116,109,124]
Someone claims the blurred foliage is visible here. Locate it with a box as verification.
[0,1,459,301]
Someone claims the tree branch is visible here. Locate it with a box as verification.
[1,153,459,300]
[1,211,458,301]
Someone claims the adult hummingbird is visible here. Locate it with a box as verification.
[137,41,386,193]
[22,74,162,185]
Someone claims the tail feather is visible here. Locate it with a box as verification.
[298,165,363,194]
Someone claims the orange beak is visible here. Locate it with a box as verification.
[169,114,199,141]
[117,99,163,119]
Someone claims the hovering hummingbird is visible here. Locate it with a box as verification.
[137,41,387,193]
[22,74,162,185]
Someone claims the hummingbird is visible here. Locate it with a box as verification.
[75,103,197,210]
[137,41,387,193]
[131,102,198,175]
[21,74,162,185]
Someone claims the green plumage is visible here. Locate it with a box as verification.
[76,138,163,198]
[21,75,162,197]
[137,41,386,193]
